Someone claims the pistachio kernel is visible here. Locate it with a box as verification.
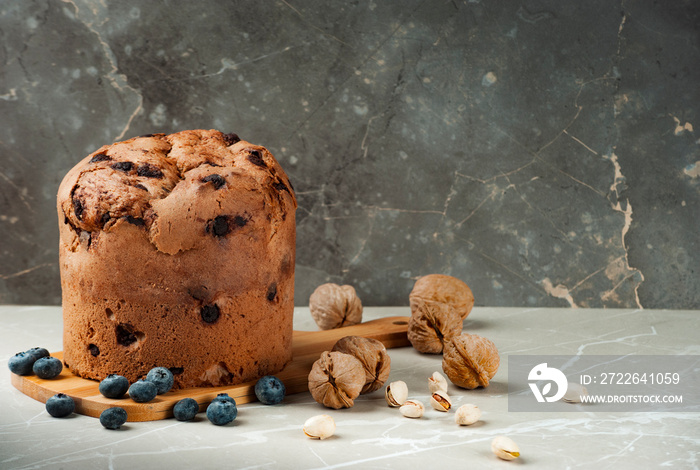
[429,390,452,412]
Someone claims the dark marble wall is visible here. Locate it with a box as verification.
[1,0,698,309]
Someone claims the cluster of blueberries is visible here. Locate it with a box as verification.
[9,346,287,429]
[9,347,63,379]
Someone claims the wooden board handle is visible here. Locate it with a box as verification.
[291,315,410,357]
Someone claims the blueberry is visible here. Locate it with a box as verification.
[124,216,145,226]
[136,163,163,178]
[8,347,50,376]
[32,357,63,379]
[206,216,231,237]
[145,367,174,395]
[46,393,75,418]
[233,215,248,227]
[202,174,226,189]
[111,161,134,172]
[100,407,128,429]
[200,304,220,324]
[116,324,138,346]
[266,283,277,302]
[273,180,289,193]
[88,344,100,356]
[99,374,130,399]
[173,398,199,421]
[254,376,286,405]
[212,393,236,404]
[222,132,240,145]
[247,150,266,167]
[8,352,35,376]
[128,379,157,403]
[206,395,237,425]
[27,347,50,361]
[90,152,111,163]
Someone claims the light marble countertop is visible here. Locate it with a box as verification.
[1,305,699,469]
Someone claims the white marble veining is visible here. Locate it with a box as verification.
[1,306,699,469]
[3,2,700,310]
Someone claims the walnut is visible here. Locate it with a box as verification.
[309,283,363,330]
[409,274,475,319]
[441,333,500,389]
[308,351,365,409]
[331,336,391,394]
[407,298,463,354]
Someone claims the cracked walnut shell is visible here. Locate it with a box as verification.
[331,336,391,394]
[409,274,475,319]
[308,351,365,409]
[407,298,463,354]
[441,333,500,389]
[309,283,363,330]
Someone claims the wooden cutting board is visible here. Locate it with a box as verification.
[11,316,410,422]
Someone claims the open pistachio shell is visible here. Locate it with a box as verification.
[428,371,448,394]
[429,390,452,412]
[385,380,408,407]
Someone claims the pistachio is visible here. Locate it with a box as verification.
[491,436,520,461]
[428,371,448,394]
[399,399,425,418]
[385,380,408,407]
[303,414,336,440]
[429,390,451,412]
[563,382,588,403]
[454,404,481,425]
